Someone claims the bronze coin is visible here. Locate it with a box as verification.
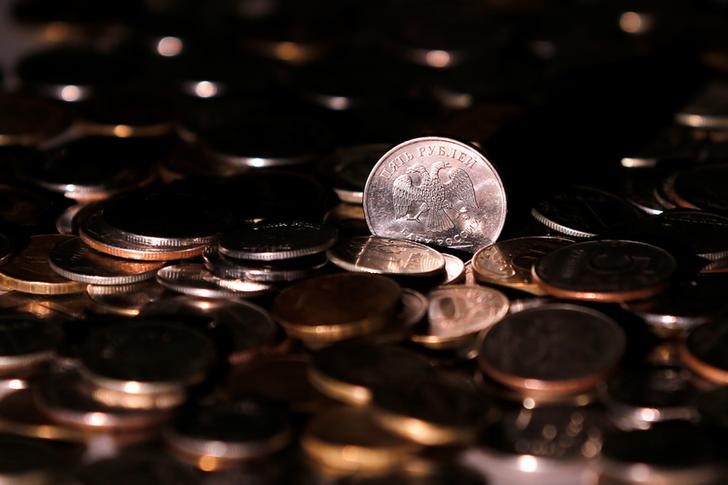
[532,240,676,302]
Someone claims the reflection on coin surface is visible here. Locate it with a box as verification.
[364,137,506,252]
[0,313,61,375]
[217,221,337,261]
[328,236,445,277]
[412,285,509,348]
[479,304,625,395]
[533,240,676,302]
[472,236,573,294]
[203,246,327,283]
[49,237,163,285]
[441,253,465,284]
[87,280,166,316]
[156,264,273,298]
[680,318,728,385]
[0,235,86,295]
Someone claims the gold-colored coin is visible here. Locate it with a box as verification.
[0,235,86,295]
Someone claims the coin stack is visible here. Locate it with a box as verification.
[0,1,726,484]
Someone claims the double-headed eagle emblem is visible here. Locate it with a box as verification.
[392,161,478,232]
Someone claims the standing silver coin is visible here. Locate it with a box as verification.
[363,137,506,252]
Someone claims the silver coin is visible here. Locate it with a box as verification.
[217,221,337,261]
[156,264,273,298]
[327,236,445,277]
[87,280,166,316]
[363,136,506,252]
[441,253,465,284]
[203,246,327,283]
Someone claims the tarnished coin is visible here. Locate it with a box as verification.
[217,221,337,261]
[441,253,465,284]
[680,318,728,385]
[0,235,86,295]
[328,236,445,277]
[479,304,626,395]
[77,452,199,485]
[309,341,433,405]
[412,285,509,348]
[0,313,61,375]
[155,264,273,298]
[472,236,573,294]
[319,144,392,204]
[271,273,401,343]
[0,94,73,147]
[49,237,163,285]
[86,280,166,316]
[533,240,676,302]
[203,246,327,283]
[646,210,728,260]
[363,136,506,252]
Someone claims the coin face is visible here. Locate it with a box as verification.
[478,304,626,395]
[533,240,676,302]
[364,136,506,252]
[327,236,445,277]
[217,221,337,261]
[472,236,573,294]
[155,263,273,298]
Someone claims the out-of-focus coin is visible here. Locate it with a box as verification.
[0,94,74,147]
[335,465,485,485]
[364,136,507,252]
[680,318,728,385]
[203,246,327,283]
[479,304,626,396]
[77,452,200,485]
[324,203,370,236]
[155,264,273,298]
[55,204,85,235]
[531,185,640,238]
[412,285,508,348]
[217,221,337,261]
[49,237,163,285]
[76,93,174,139]
[533,240,676,302]
[373,375,490,446]
[86,280,166,316]
[164,399,290,470]
[441,253,465,284]
[0,313,61,376]
[302,406,421,473]
[79,319,216,395]
[141,296,279,366]
[271,273,401,343]
[675,81,728,130]
[0,433,63,485]
[0,235,86,295]
[670,164,728,215]
[0,388,88,443]
[319,144,392,204]
[695,387,728,431]
[365,288,429,345]
[328,236,445,277]
[0,184,62,228]
[309,341,433,405]
[472,236,573,294]
[0,233,13,267]
[644,210,728,260]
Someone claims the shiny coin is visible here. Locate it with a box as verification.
[472,236,573,294]
[328,236,445,277]
[310,341,433,406]
[86,280,166,316]
[645,210,728,260]
[671,164,728,215]
[302,406,421,473]
[217,221,337,261]
[77,452,199,485]
[0,313,61,376]
[441,253,465,284]
[0,433,62,485]
[364,136,507,252]
[680,318,728,385]
[412,285,509,349]
[55,204,85,235]
[533,240,676,302]
[203,246,327,283]
[0,94,73,147]
[531,185,640,238]
[165,399,290,469]
[479,304,626,395]
[49,237,163,285]
[0,235,86,295]
[155,264,273,298]
[319,144,392,204]
[272,273,401,344]
[79,319,216,395]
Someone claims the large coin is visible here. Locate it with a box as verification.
[363,137,506,252]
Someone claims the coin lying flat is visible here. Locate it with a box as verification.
[680,318,728,385]
[0,313,61,376]
[364,136,507,252]
[0,235,87,295]
[670,164,728,215]
[532,240,676,302]
[472,236,573,294]
[203,246,327,283]
[644,210,728,260]
[86,280,166,316]
[49,237,163,285]
[309,341,433,405]
[479,304,626,396]
[327,236,445,277]
[412,285,509,348]
[155,264,273,298]
[217,221,337,261]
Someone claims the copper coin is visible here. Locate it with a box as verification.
[472,236,573,294]
[680,318,728,385]
[478,304,626,395]
[532,240,676,302]
[0,235,86,295]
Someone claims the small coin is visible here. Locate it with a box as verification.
[302,406,421,473]
[0,235,86,295]
[49,236,163,285]
[164,399,290,468]
[86,280,166,316]
[645,210,728,260]
[531,185,641,238]
[479,304,626,395]
[203,246,327,283]
[319,144,392,204]
[441,253,465,284]
[217,221,337,261]
[670,164,728,215]
[77,452,199,485]
[328,236,445,277]
[680,318,728,385]
[532,240,676,302]
[472,236,573,294]
[155,264,273,298]
[0,94,73,147]
[0,313,61,376]
[412,285,509,348]
[79,319,216,395]
[309,341,433,405]
[363,136,507,252]
[271,273,401,343]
